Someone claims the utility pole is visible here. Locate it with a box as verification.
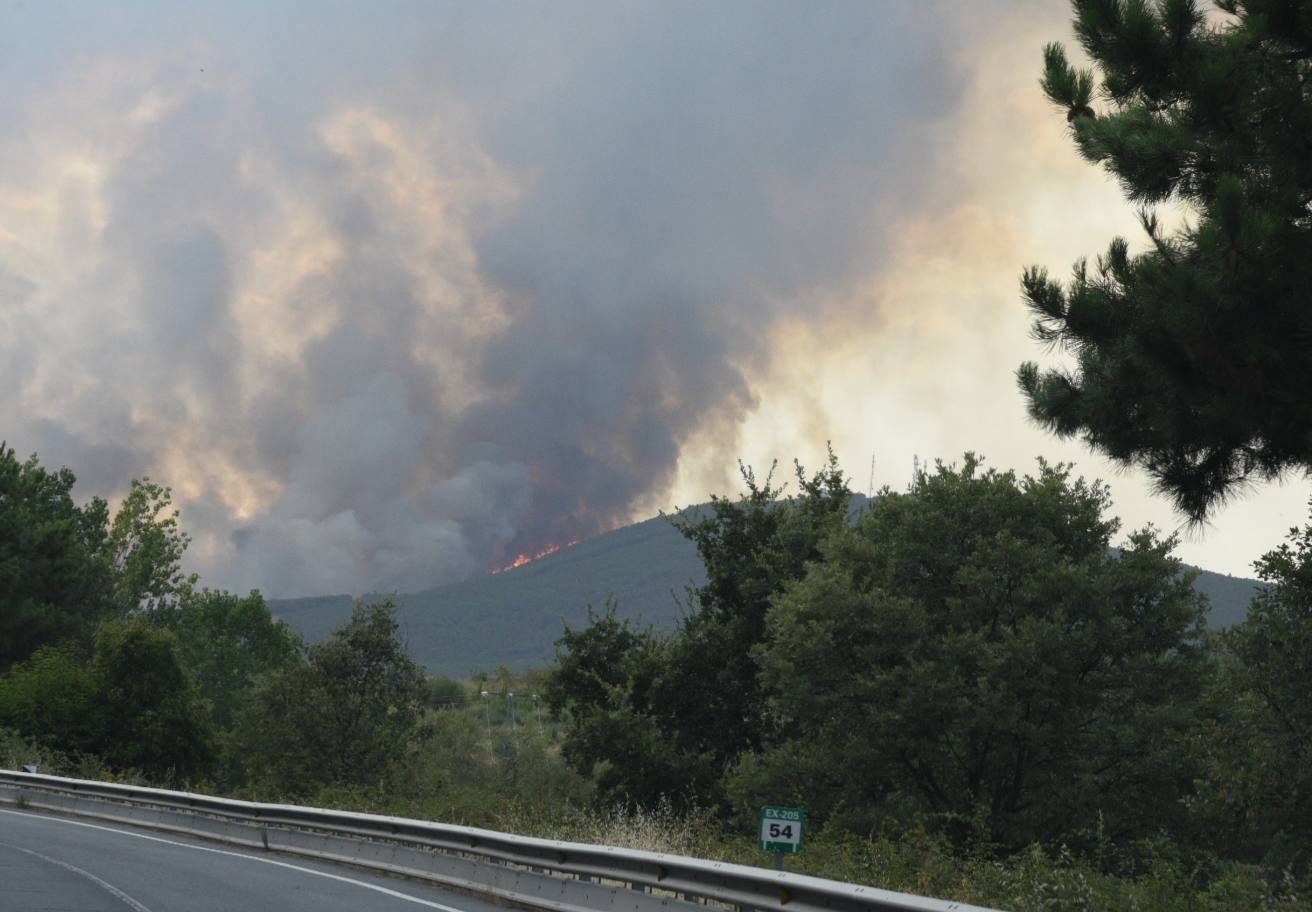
[480,690,494,756]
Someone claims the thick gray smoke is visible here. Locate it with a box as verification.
[0,2,988,596]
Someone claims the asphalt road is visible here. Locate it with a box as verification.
[0,807,510,912]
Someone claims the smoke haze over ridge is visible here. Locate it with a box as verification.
[4,2,1306,596]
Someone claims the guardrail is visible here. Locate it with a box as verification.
[0,770,998,912]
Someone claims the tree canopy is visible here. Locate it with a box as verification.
[550,453,1211,854]
[89,619,214,779]
[737,457,1208,850]
[547,455,850,808]
[1198,508,1312,874]
[150,587,301,730]
[0,444,114,668]
[4,436,1312,898]
[235,599,427,795]
[0,619,214,781]
[108,478,193,613]
[0,447,195,670]
[1018,0,1312,521]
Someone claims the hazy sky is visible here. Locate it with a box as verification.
[2,1,1306,597]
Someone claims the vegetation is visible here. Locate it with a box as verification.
[1,442,116,669]
[741,458,1208,851]
[88,619,213,779]
[7,7,1312,911]
[7,3,1312,884]
[550,458,1211,849]
[151,588,301,731]
[1018,0,1312,521]
[4,441,1312,910]
[266,504,1260,677]
[0,620,212,780]
[545,455,849,809]
[546,453,1312,908]
[1196,514,1312,875]
[267,508,712,677]
[233,599,427,796]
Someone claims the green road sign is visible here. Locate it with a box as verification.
[758,805,805,854]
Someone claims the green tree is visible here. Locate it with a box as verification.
[1197,509,1312,874]
[424,675,469,709]
[0,617,226,782]
[1,447,200,668]
[0,444,114,668]
[150,588,300,730]
[236,599,427,795]
[742,456,1208,851]
[660,454,851,779]
[548,454,850,808]
[0,645,105,756]
[90,618,214,781]
[1018,0,1312,521]
[108,478,193,613]
[545,602,687,804]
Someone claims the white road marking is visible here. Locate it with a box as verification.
[0,808,472,912]
[0,839,155,912]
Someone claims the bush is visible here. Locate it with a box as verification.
[425,676,468,709]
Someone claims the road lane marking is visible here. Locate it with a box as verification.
[0,809,471,912]
[0,839,155,912]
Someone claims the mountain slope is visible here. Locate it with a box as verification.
[271,511,708,676]
[271,509,1264,676]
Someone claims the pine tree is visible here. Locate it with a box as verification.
[1019,0,1312,521]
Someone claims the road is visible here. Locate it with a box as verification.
[0,807,509,912]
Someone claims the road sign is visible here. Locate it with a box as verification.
[759,805,804,854]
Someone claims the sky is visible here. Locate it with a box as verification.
[2,1,1306,597]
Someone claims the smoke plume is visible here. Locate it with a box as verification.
[1,2,989,595]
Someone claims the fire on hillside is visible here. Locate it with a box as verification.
[491,539,580,574]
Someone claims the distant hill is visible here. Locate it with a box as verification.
[270,506,1265,677]
[1189,569,1264,628]
[271,511,708,677]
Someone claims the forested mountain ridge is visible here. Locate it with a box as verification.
[271,503,1263,676]
[271,510,705,676]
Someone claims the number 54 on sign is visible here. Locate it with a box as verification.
[758,805,805,853]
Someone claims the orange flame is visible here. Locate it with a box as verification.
[491,539,579,574]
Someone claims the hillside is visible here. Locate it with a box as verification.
[271,511,707,676]
[270,506,1266,677]
[1189,569,1265,628]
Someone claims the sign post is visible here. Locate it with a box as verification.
[758,805,804,870]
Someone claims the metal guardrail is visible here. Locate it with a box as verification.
[0,770,999,912]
